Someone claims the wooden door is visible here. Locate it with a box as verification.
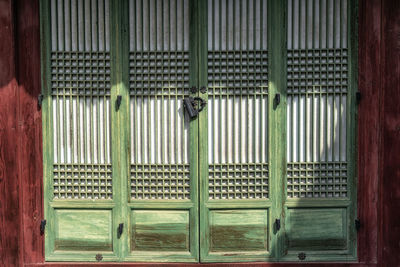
[123,0,199,262]
[199,0,278,262]
[41,0,199,262]
[41,0,358,263]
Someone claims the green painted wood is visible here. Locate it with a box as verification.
[53,210,113,251]
[198,0,209,263]
[40,0,358,263]
[200,0,273,262]
[131,210,190,251]
[208,210,268,252]
[285,208,347,250]
[40,0,120,261]
[280,0,358,262]
[40,0,53,260]
[123,0,199,262]
[347,0,359,260]
[112,0,130,261]
[268,0,287,261]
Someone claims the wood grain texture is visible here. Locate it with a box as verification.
[0,0,396,265]
[357,0,381,264]
[15,0,44,264]
[379,0,400,266]
[7,264,365,267]
[0,0,21,266]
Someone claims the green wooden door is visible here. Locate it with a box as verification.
[41,0,357,263]
[41,0,199,262]
[199,0,276,262]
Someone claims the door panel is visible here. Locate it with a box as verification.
[283,0,357,261]
[42,0,119,261]
[125,0,198,262]
[200,0,273,262]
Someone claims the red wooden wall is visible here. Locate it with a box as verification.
[0,0,398,266]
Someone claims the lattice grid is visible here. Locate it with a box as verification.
[129,51,190,200]
[287,162,347,198]
[129,51,189,93]
[53,164,112,199]
[130,164,190,200]
[287,49,348,94]
[51,52,112,200]
[286,0,350,199]
[207,50,269,200]
[208,164,269,200]
[208,51,268,92]
[51,52,111,96]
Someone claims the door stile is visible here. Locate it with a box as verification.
[113,0,130,260]
[198,0,208,261]
[190,0,200,262]
[40,0,54,259]
[347,0,358,259]
[267,0,287,260]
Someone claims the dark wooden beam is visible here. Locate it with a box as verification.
[0,0,21,266]
[379,0,400,266]
[357,0,381,263]
[15,0,44,264]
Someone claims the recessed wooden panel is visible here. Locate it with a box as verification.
[209,209,268,252]
[286,208,347,250]
[54,209,112,251]
[131,210,190,251]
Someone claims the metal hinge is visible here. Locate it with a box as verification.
[275,219,281,231]
[274,93,281,106]
[355,219,361,231]
[38,94,44,109]
[117,223,124,238]
[356,91,361,104]
[116,95,122,111]
[40,220,46,235]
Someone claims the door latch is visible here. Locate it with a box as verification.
[183,97,206,120]
[117,223,124,238]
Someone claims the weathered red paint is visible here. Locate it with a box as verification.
[357,0,381,264]
[0,0,21,266]
[379,0,400,266]
[15,0,44,264]
[0,0,399,266]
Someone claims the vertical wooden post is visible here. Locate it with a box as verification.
[357,0,381,263]
[0,0,21,266]
[379,0,400,266]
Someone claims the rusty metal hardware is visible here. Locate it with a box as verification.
[298,252,306,260]
[95,254,103,261]
[40,220,46,235]
[190,86,197,94]
[116,95,122,111]
[38,94,44,109]
[356,91,361,104]
[275,218,281,231]
[355,219,361,231]
[274,93,281,106]
[183,96,206,120]
[117,223,124,238]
